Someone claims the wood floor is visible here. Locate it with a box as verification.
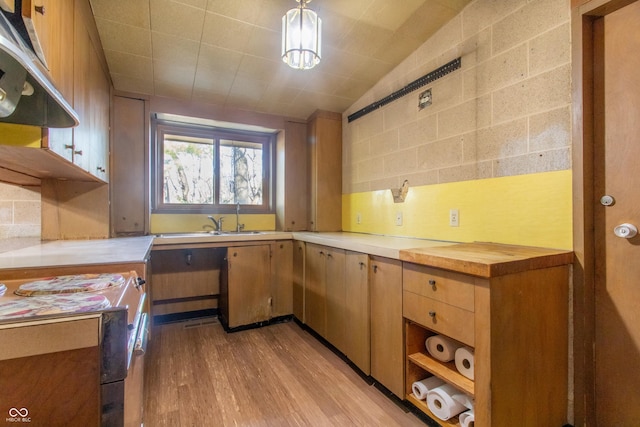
[144,318,427,426]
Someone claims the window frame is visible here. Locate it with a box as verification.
[151,118,275,215]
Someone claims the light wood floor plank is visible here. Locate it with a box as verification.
[144,320,426,426]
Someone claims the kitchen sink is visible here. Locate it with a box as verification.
[155,232,221,238]
[222,231,262,235]
[155,231,263,238]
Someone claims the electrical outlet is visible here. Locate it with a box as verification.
[449,209,459,227]
[395,211,403,226]
[356,212,362,224]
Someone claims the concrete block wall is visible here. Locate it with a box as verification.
[0,183,41,238]
[342,0,572,194]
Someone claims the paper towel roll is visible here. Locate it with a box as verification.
[411,376,445,400]
[452,392,474,410]
[426,335,461,362]
[455,346,475,380]
[426,383,467,421]
[459,409,475,427]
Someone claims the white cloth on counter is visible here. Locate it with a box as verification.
[455,346,475,380]
[425,334,462,362]
[459,409,475,427]
[426,383,467,421]
[411,376,445,400]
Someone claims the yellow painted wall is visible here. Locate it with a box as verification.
[0,123,42,148]
[343,170,572,250]
[150,213,276,234]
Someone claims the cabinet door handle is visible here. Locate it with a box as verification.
[373,265,378,273]
[428,279,436,287]
[64,144,73,150]
[74,150,83,155]
[428,310,436,318]
[35,5,45,14]
[327,253,333,258]
[359,262,365,269]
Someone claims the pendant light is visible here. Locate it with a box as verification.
[282,0,322,70]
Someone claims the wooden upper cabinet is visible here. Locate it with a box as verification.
[72,5,91,173]
[276,121,308,231]
[0,0,110,184]
[111,96,147,236]
[307,110,342,231]
[20,0,75,102]
[24,0,75,163]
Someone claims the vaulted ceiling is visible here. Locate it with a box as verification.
[89,0,471,120]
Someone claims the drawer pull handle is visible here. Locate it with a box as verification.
[428,310,436,318]
[428,279,436,287]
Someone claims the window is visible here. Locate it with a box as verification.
[152,119,275,214]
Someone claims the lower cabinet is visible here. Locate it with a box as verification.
[344,251,370,375]
[304,243,328,337]
[403,262,570,426]
[370,256,404,398]
[301,246,394,383]
[220,245,271,329]
[271,241,293,318]
[304,243,347,352]
[292,241,305,321]
[324,248,346,353]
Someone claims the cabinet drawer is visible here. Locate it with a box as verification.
[403,291,474,346]
[403,263,474,311]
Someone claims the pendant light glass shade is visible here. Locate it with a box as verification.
[282,0,321,70]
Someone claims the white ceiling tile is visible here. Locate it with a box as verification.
[151,32,200,66]
[90,0,151,29]
[201,11,253,51]
[93,0,473,118]
[150,0,206,41]
[104,50,154,80]
[95,17,152,57]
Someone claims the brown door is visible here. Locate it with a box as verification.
[594,2,640,424]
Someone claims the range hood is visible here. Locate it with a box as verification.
[0,10,78,128]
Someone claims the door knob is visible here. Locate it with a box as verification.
[614,223,638,239]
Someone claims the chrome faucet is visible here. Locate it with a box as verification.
[236,203,244,232]
[208,215,224,231]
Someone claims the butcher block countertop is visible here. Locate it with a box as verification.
[400,241,573,278]
[0,236,154,270]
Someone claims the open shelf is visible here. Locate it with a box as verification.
[406,393,460,427]
[408,351,474,396]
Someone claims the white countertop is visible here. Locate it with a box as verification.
[0,236,154,270]
[292,232,456,259]
[0,232,453,271]
[152,231,293,246]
